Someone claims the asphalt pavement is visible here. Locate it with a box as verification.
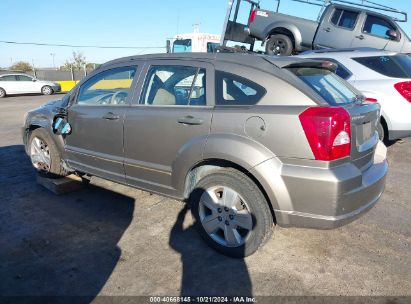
[0,94,410,299]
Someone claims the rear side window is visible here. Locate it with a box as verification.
[353,55,411,78]
[288,68,357,105]
[0,75,18,81]
[141,65,206,106]
[215,71,266,106]
[331,8,359,30]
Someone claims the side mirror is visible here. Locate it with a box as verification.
[387,29,399,40]
[166,40,171,53]
[53,117,72,135]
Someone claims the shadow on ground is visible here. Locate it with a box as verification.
[169,206,252,297]
[0,145,254,298]
[0,145,134,301]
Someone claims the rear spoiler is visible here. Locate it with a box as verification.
[283,60,338,72]
[262,56,338,72]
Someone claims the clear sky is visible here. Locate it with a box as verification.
[2,0,411,68]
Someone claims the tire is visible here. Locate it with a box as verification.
[28,128,68,176]
[0,87,6,98]
[41,85,53,95]
[188,168,273,258]
[265,34,293,56]
[377,120,385,141]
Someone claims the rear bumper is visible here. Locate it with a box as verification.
[252,142,388,229]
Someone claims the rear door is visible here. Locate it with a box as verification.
[64,65,139,183]
[351,13,402,51]
[314,6,360,49]
[0,75,19,94]
[123,60,213,195]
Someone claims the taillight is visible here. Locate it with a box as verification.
[394,81,411,103]
[248,10,257,25]
[299,107,351,161]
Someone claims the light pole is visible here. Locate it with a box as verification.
[50,53,56,69]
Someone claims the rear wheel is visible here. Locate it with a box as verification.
[41,85,53,95]
[0,88,6,98]
[189,168,273,258]
[377,120,386,141]
[265,34,293,56]
[29,128,68,176]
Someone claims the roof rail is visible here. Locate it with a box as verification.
[275,0,407,22]
[300,47,383,55]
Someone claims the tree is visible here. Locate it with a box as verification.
[63,51,86,71]
[10,61,33,72]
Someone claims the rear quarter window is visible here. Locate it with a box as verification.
[352,55,411,78]
[215,71,266,106]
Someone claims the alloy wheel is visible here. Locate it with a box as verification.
[198,186,253,248]
[30,137,51,171]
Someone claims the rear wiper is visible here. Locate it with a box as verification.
[352,95,364,104]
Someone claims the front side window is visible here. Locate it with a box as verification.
[331,8,359,30]
[141,65,206,106]
[17,75,33,81]
[288,67,357,105]
[76,66,136,106]
[363,15,396,39]
[215,71,266,106]
[0,75,18,81]
[353,55,411,78]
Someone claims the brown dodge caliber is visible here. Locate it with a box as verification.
[23,53,388,257]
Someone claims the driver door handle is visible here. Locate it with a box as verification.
[356,35,365,40]
[102,112,120,120]
[177,115,203,126]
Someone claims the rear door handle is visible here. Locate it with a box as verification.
[102,112,120,120]
[356,35,365,40]
[324,27,331,32]
[177,115,203,126]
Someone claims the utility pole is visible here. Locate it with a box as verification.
[50,53,56,69]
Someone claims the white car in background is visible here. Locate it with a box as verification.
[297,48,411,141]
[0,73,61,98]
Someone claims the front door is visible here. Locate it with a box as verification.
[16,75,38,93]
[64,65,138,183]
[123,61,213,195]
[314,7,360,49]
[351,13,402,51]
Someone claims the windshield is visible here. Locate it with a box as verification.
[287,67,358,105]
[173,39,192,53]
[353,54,411,78]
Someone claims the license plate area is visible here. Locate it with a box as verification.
[356,121,373,146]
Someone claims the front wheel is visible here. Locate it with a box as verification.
[29,128,68,176]
[265,34,293,56]
[189,168,273,258]
[41,85,53,95]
